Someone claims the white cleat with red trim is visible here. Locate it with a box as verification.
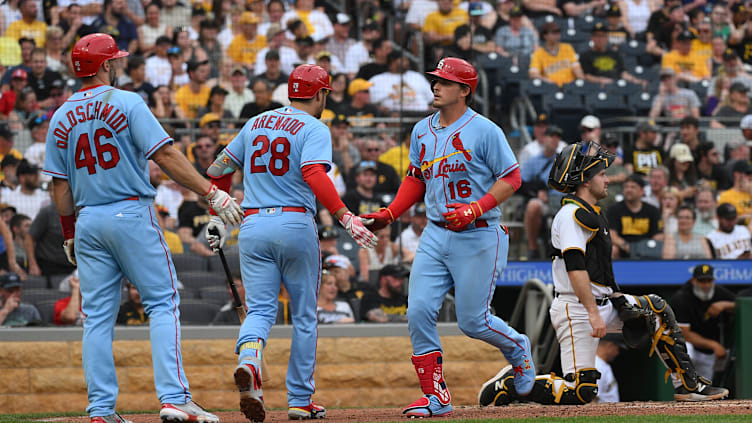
[160,401,219,423]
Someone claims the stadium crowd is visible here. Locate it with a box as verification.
[0,0,749,329]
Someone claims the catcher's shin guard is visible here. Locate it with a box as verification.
[642,294,698,391]
[487,369,600,405]
[411,351,451,405]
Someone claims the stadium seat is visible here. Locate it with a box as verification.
[178,300,221,325]
[631,64,659,82]
[176,271,226,289]
[178,288,199,300]
[606,79,642,97]
[542,91,587,140]
[207,246,241,275]
[172,253,208,272]
[573,15,601,32]
[49,274,68,290]
[563,79,601,101]
[199,286,231,305]
[561,28,590,45]
[35,299,58,325]
[23,275,49,290]
[620,40,652,66]
[533,15,567,31]
[688,80,710,103]
[585,91,633,124]
[521,79,559,112]
[628,90,655,116]
[23,289,67,305]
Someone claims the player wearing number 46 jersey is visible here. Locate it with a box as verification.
[204,64,377,422]
[44,33,242,423]
[361,57,535,418]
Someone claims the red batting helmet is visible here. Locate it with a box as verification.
[71,33,130,78]
[288,64,332,99]
[426,57,478,95]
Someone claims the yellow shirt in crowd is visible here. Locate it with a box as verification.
[661,50,710,79]
[163,230,184,255]
[5,20,46,47]
[422,9,468,45]
[719,188,752,219]
[380,144,410,180]
[691,39,712,65]
[174,85,211,119]
[227,34,267,66]
[530,43,579,86]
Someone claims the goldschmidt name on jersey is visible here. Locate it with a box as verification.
[52,100,130,147]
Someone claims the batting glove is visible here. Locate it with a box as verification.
[63,238,77,266]
[442,201,483,230]
[359,207,395,231]
[339,211,378,249]
[204,185,243,226]
[205,216,227,252]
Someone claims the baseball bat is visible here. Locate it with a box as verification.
[208,228,271,382]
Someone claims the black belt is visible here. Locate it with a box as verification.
[554,292,610,306]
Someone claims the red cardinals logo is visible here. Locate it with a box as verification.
[451,133,472,161]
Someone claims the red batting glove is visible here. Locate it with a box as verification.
[359,207,395,231]
[442,202,484,230]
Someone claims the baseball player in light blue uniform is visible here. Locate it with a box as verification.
[43,34,241,423]
[361,58,535,418]
[204,64,376,422]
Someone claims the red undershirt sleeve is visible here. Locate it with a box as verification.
[302,164,346,215]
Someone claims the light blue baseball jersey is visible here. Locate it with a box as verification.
[223,106,333,212]
[43,85,171,206]
[409,108,518,222]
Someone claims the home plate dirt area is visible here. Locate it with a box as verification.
[63,400,752,422]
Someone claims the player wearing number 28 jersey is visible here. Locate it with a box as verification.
[203,64,377,422]
[44,33,242,423]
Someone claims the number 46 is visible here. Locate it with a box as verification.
[75,128,120,174]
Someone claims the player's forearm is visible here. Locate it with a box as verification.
[569,269,599,313]
[151,144,212,197]
[682,328,718,351]
[52,178,76,217]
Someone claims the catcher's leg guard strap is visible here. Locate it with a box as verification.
[644,294,698,391]
[412,351,451,405]
[519,369,600,405]
[611,295,653,350]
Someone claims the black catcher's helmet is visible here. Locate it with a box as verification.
[548,141,615,193]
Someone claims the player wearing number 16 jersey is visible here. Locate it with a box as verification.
[44,33,242,423]
[360,57,535,418]
[203,64,377,422]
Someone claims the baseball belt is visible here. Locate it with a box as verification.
[431,219,489,231]
[554,291,610,306]
[244,206,307,217]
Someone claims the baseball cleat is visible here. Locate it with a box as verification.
[235,363,265,422]
[160,401,219,423]
[402,395,453,418]
[478,365,515,407]
[514,335,536,396]
[288,402,326,420]
[90,414,132,423]
[674,377,729,402]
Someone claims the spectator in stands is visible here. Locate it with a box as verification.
[319,225,340,256]
[196,85,231,120]
[718,160,752,223]
[344,21,382,77]
[150,84,179,120]
[349,138,400,193]
[5,0,46,47]
[292,35,315,65]
[707,50,752,115]
[54,270,84,326]
[580,115,601,143]
[168,46,190,89]
[2,160,48,221]
[729,7,752,65]
[646,0,680,57]
[228,12,266,72]
[692,18,713,61]
[117,282,148,325]
[155,204,182,254]
[239,78,282,119]
[594,334,623,403]
[672,116,701,159]
[0,124,21,165]
[422,0,469,61]
[529,22,584,86]
[198,19,222,79]
[43,26,67,75]
[706,203,752,259]
[254,25,298,77]
[395,202,427,264]
[361,264,408,322]
[694,187,718,236]
[30,195,75,276]
[358,226,400,285]
[280,0,333,42]
[144,36,172,87]
[581,23,647,86]
[601,134,629,209]
[343,160,387,216]
[174,59,210,119]
[355,38,392,81]
[602,5,628,49]
[671,264,734,382]
[7,87,38,131]
[643,165,669,208]
[368,52,433,113]
[0,272,40,326]
[317,270,355,324]
[124,55,155,107]
[326,13,355,64]
[560,0,607,17]
[607,173,664,258]
[224,66,253,119]
[344,78,381,126]
[210,274,246,325]
[624,119,663,176]
[662,30,710,83]
[0,68,28,119]
[326,73,349,115]
[711,82,752,128]
[160,0,191,29]
[9,213,32,272]
[521,125,563,259]
[519,114,559,167]
[521,0,562,17]
[58,5,90,50]
[617,0,653,40]
[696,142,730,191]
[466,3,496,54]
[659,186,682,234]
[649,67,701,120]
[90,0,138,53]
[177,186,213,256]
[663,205,712,259]
[0,38,34,92]
[667,143,699,201]
[26,48,61,110]
[494,5,536,58]
[138,2,170,56]
[0,156,20,192]
[150,161,182,229]
[723,137,750,175]
[329,114,359,176]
